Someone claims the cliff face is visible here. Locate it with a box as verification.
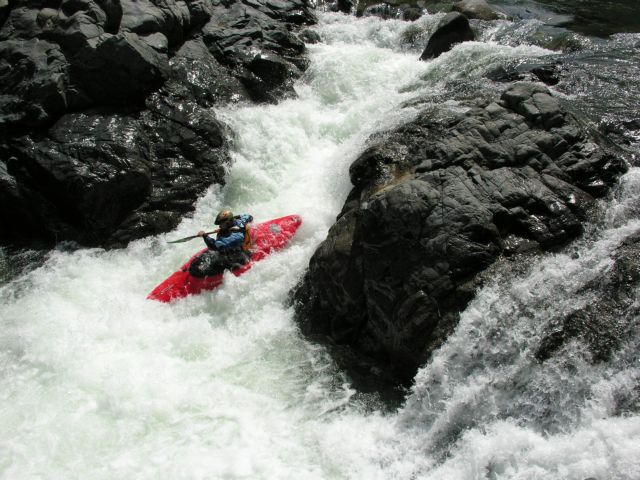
[293,82,627,391]
[0,0,316,248]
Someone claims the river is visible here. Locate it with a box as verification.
[1,8,639,480]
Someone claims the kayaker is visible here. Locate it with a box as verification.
[188,210,254,277]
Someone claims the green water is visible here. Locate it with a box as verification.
[522,0,640,36]
[355,0,640,37]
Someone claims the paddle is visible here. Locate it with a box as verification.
[167,227,241,244]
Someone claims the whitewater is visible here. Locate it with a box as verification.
[2,12,640,480]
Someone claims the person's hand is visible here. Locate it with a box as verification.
[197,230,205,237]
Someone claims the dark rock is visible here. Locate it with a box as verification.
[293,83,627,388]
[0,0,8,29]
[141,32,169,53]
[362,3,400,20]
[0,101,230,247]
[299,28,321,44]
[0,39,71,128]
[46,2,106,51]
[402,7,424,22]
[2,112,152,245]
[201,0,313,101]
[487,62,562,87]
[486,65,525,83]
[94,0,123,33]
[501,83,565,129]
[72,32,170,105]
[420,12,475,60]
[360,2,423,21]
[0,6,42,40]
[0,0,316,248]
[241,52,301,102]
[531,65,561,85]
[0,157,49,242]
[184,0,214,31]
[336,0,354,14]
[453,0,500,20]
[165,38,249,107]
[120,0,190,47]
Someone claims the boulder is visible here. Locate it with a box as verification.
[0,100,231,247]
[293,83,627,389]
[120,0,191,47]
[453,0,500,20]
[0,39,71,128]
[420,11,475,60]
[0,0,316,248]
[361,3,400,20]
[0,6,41,40]
[0,0,8,29]
[486,62,562,86]
[165,38,249,107]
[299,28,321,44]
[2,112,152,245]
[202,0,312,102]
[241,52,302,103]
[336,0,354,14]
[72,32,170,105]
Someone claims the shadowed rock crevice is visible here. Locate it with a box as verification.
[293,82,627,392]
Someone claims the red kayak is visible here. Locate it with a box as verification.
[148,215,302,303]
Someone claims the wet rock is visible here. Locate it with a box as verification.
[421,2,456,14]
[293,83,627,388]
[165,38,249,107]
[1,100,230,247]
[0,39,71,128]
[420,12,475,60]
[361,3,397,19]
[0,0,8,29]
[359,2,421,21]
[120,0,190,47]
[486,62,562,86]
[401,7,424,21]
[453,0,500,20]
[201,0,313,102]
[72,32,170,105]
[496,3,573,27]
[241,52,302,102]
[336,0,354,14]
[0,0,316,248]
[3,112,152,245]
[299,28,321,44]
[141,32,169,53]
[531,65,561,85]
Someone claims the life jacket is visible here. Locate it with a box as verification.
[233,215,252,252]
[242,223,252,252]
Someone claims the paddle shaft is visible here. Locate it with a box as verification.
[167,227,240,244]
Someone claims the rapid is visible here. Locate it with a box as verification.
[2,9,640,480]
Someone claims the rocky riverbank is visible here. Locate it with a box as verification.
[0,0,316,248]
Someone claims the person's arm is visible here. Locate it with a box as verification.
[202,234,218,250]
[212,231,245,250]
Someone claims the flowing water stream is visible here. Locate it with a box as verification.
[1,10,639,480]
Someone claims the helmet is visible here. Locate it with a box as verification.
[215,209,234,225]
